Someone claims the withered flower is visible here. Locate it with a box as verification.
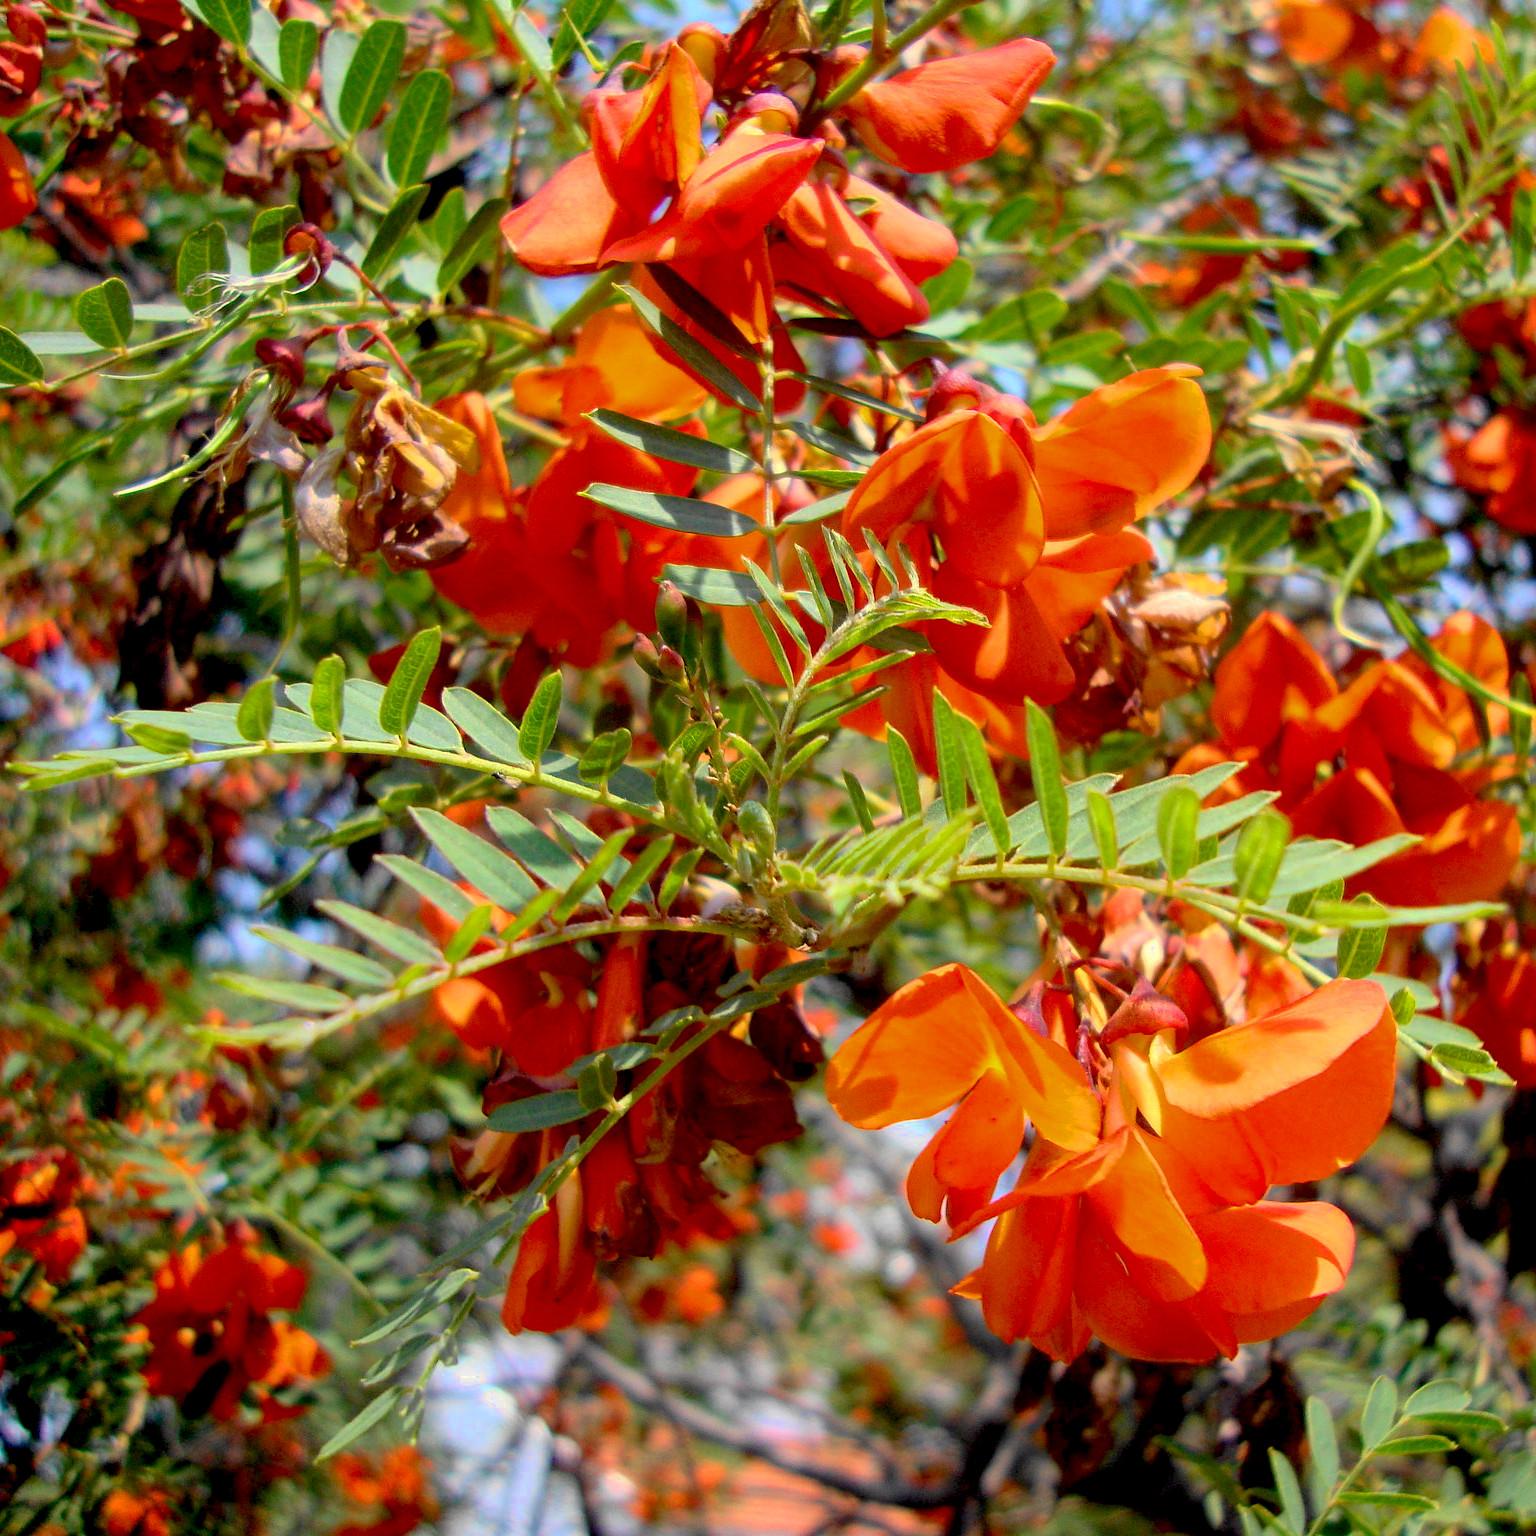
[296,369,482,571]
[1056,570,1229,744]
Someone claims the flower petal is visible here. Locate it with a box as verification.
[844,412,1045,587]
[601,127,822,264]
[929,565,1076,700]
[1192,1200,1354,1343]
[774,180,929,337]
[842,39,1056,173]
[1210,610,1338,753]
[847,174,958,283]
[1156,978,1396,1203]
[1074,1202,1236,1361]
[972,1194,1087,1359]
[824,961,1006,1129]
[1031,367,1211,538]
[0,131,36,232]
[501,152,640,276]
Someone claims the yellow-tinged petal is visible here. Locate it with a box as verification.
[1088,1128,1208,1301]
[1031,367,1211,538]
[824,962,1004,1129]
[958,968,1101,1151]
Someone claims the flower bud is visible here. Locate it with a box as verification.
[736,799,776,857]
[632,633,664,679]
[676,23,725,85]
[283,223,334,289]
[925,368,995,421]
[254,335,309,389]
[279,396,335,444]
[741,90,800,134]
[654,580,689,652]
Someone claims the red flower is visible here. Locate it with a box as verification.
[133,1225,329,1421]
[501,16,1055,340]
[429,328,717,665]
[425,855,804,1334]
[1139,197,1308,308]
[0,127,34,230]
[0,1150,87,1282]
[1455,923,1536,1091]
[0,5,45,118]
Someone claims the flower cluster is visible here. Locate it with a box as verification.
[1272,1,1488,97]
[1445,297,1536,535]
[1176,610,1520,907]
[827,959,1395,1362]
[423,827,818,1332]
[501,6,1053,348]
[131,1223,330,1422]
[831,366,1212,769]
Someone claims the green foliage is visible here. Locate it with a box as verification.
[4,2,1536,1529]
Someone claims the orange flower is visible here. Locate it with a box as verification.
[829,366,1209,768]
[502,54,821,279]
[1384,149,1534,241]
[1462,947,1536,1090]
[0,127,33,230]
[1274,0,1387,73]
[331,1445,438,1536]
[636,1262,726,1323]
[772,166,958,336]
[1446,408,1536,534]
[1404,6,1493,76]
[48,171,147,254]
[133,1225,329,1421]
[512,304,707,425]
[838,37,1055,173]
[826,963,1099,1228]
[0,1150,87,1282]
[1178,611,1520,906]
[100,1488,176,1536]
[828,966,1395,1361]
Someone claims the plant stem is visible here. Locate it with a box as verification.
[812,0,976,118]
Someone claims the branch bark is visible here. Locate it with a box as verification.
[571,1338,962,1511]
